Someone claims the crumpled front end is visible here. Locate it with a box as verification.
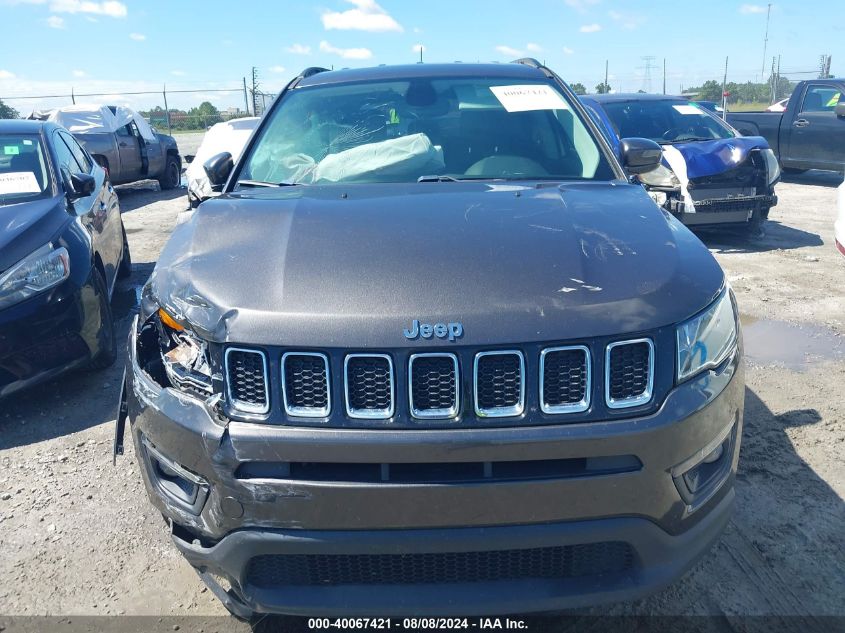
[640,137,779,227]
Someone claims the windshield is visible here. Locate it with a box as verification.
[238,77,615,186]
[0,134,52,205]
[599,100,735,144]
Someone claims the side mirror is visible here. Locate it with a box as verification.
[204,152,233,191]
[68,172,96,200]
[835,102,845,118]
[619,137,663,175]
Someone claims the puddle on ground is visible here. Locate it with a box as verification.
[741,316,844,371]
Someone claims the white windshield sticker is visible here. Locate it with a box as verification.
[0,172,41,194]
[673,104,702,115]
[489,85,569,112]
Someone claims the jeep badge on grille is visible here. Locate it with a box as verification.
[403,320,463,342]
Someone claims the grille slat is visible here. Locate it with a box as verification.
[474,351,525,417]
[345,354,394,419]
[540,346,590,414]
[225,348,269,414]
[606,339,654,408]
[246,542,635,587]
[282,353,330,417]
[409,353,459,419]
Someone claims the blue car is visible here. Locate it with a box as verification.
[581,94,780,234]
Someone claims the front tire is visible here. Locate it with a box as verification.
[158,154,181,190]
[86,268,117,370]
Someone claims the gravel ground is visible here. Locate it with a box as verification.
[0,172,842,627]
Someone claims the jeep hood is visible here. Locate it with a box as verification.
[149,181,724,347]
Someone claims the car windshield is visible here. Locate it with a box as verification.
[238,77,615,186]
[599,99,735,144]
[0,134,52,205]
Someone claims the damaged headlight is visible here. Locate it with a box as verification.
[0,243,70,310]
[157,308,214,396]
[676,289,738,382]
[638,163,679,189]
[761,148,781,185]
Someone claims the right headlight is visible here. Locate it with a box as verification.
[638,163,680,188]
[676,289,738,382]
[0,243,70,310]
[761,148,781,186]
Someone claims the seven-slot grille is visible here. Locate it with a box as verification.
[606,339,654,408]
[224,348,269,414]
[540,346,590,414]
[344,354,395,419]
[474,351,525,418]
[409,353,459,419]
[224,339,656,419]
[282,353,330,417]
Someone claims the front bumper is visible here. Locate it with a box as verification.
[662,193,777,227]
[124,319,744,615]
[0,277,98,397]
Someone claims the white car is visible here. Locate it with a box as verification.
[766,98,789,113]
[186,117,259,207]
[836,179,845,257]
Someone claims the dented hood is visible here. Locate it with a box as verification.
[665,136,770,179]
[150,181,724,347]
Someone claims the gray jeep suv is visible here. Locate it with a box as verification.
[116,60,743,618]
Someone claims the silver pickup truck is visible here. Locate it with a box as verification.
[29,105,182,189]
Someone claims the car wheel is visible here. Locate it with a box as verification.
[741,208,766,240]
[158,155,181,190]
[118,224,132,279]
[86,267,117,370]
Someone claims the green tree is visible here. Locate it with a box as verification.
[595,82,612,94]
[0,99,19,119]
[570,82,587,95]
[187,101,222,129]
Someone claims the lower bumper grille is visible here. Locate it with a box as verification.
[245,542,635,587]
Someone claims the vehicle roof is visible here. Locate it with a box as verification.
[588,93,686,103]
[0,119,56,134]
[297,62,548,87]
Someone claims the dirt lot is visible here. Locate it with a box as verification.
[0,173,842,627]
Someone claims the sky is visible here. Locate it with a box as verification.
[0,0,843,114]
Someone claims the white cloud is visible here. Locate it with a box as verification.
[579,23,602,32]
[319,40,373,60]
[412,26,422,33]
[72,69,86,77]
[739,3,767,13]
[0,70,16,80]
[412,43,425,53]
[526,42,542,53]
[170,70,186,76]
[285,43,311,55]
[269,65,286,73]
[565,0,600,12]
[46,14,64,27]
[563,46,574,54]
[608,9,645,29]
[495,45,524,57]
[49,0,127,17]
[322,0,402,32]
[129,32,145,40]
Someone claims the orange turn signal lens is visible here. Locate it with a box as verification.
[158,308,184,331]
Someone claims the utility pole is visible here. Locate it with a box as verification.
[605,60,608,90]
[776,55,781,100]
[662,58,666,95]
[770,57,776,103]
[242,77,249,115]
[761,3,771,81]
[721,56,729,118]
[251,66,260,116]
[162,84,172,136]
[638,56,656,93]
[419,46,423,63]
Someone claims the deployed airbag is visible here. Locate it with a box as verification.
[313,133,444,183]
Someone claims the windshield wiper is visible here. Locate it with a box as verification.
[236,179,303,188]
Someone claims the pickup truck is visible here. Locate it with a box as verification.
[28,105,182,189]
[727,79,845,173]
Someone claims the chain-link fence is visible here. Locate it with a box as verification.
[0,83,277,134]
